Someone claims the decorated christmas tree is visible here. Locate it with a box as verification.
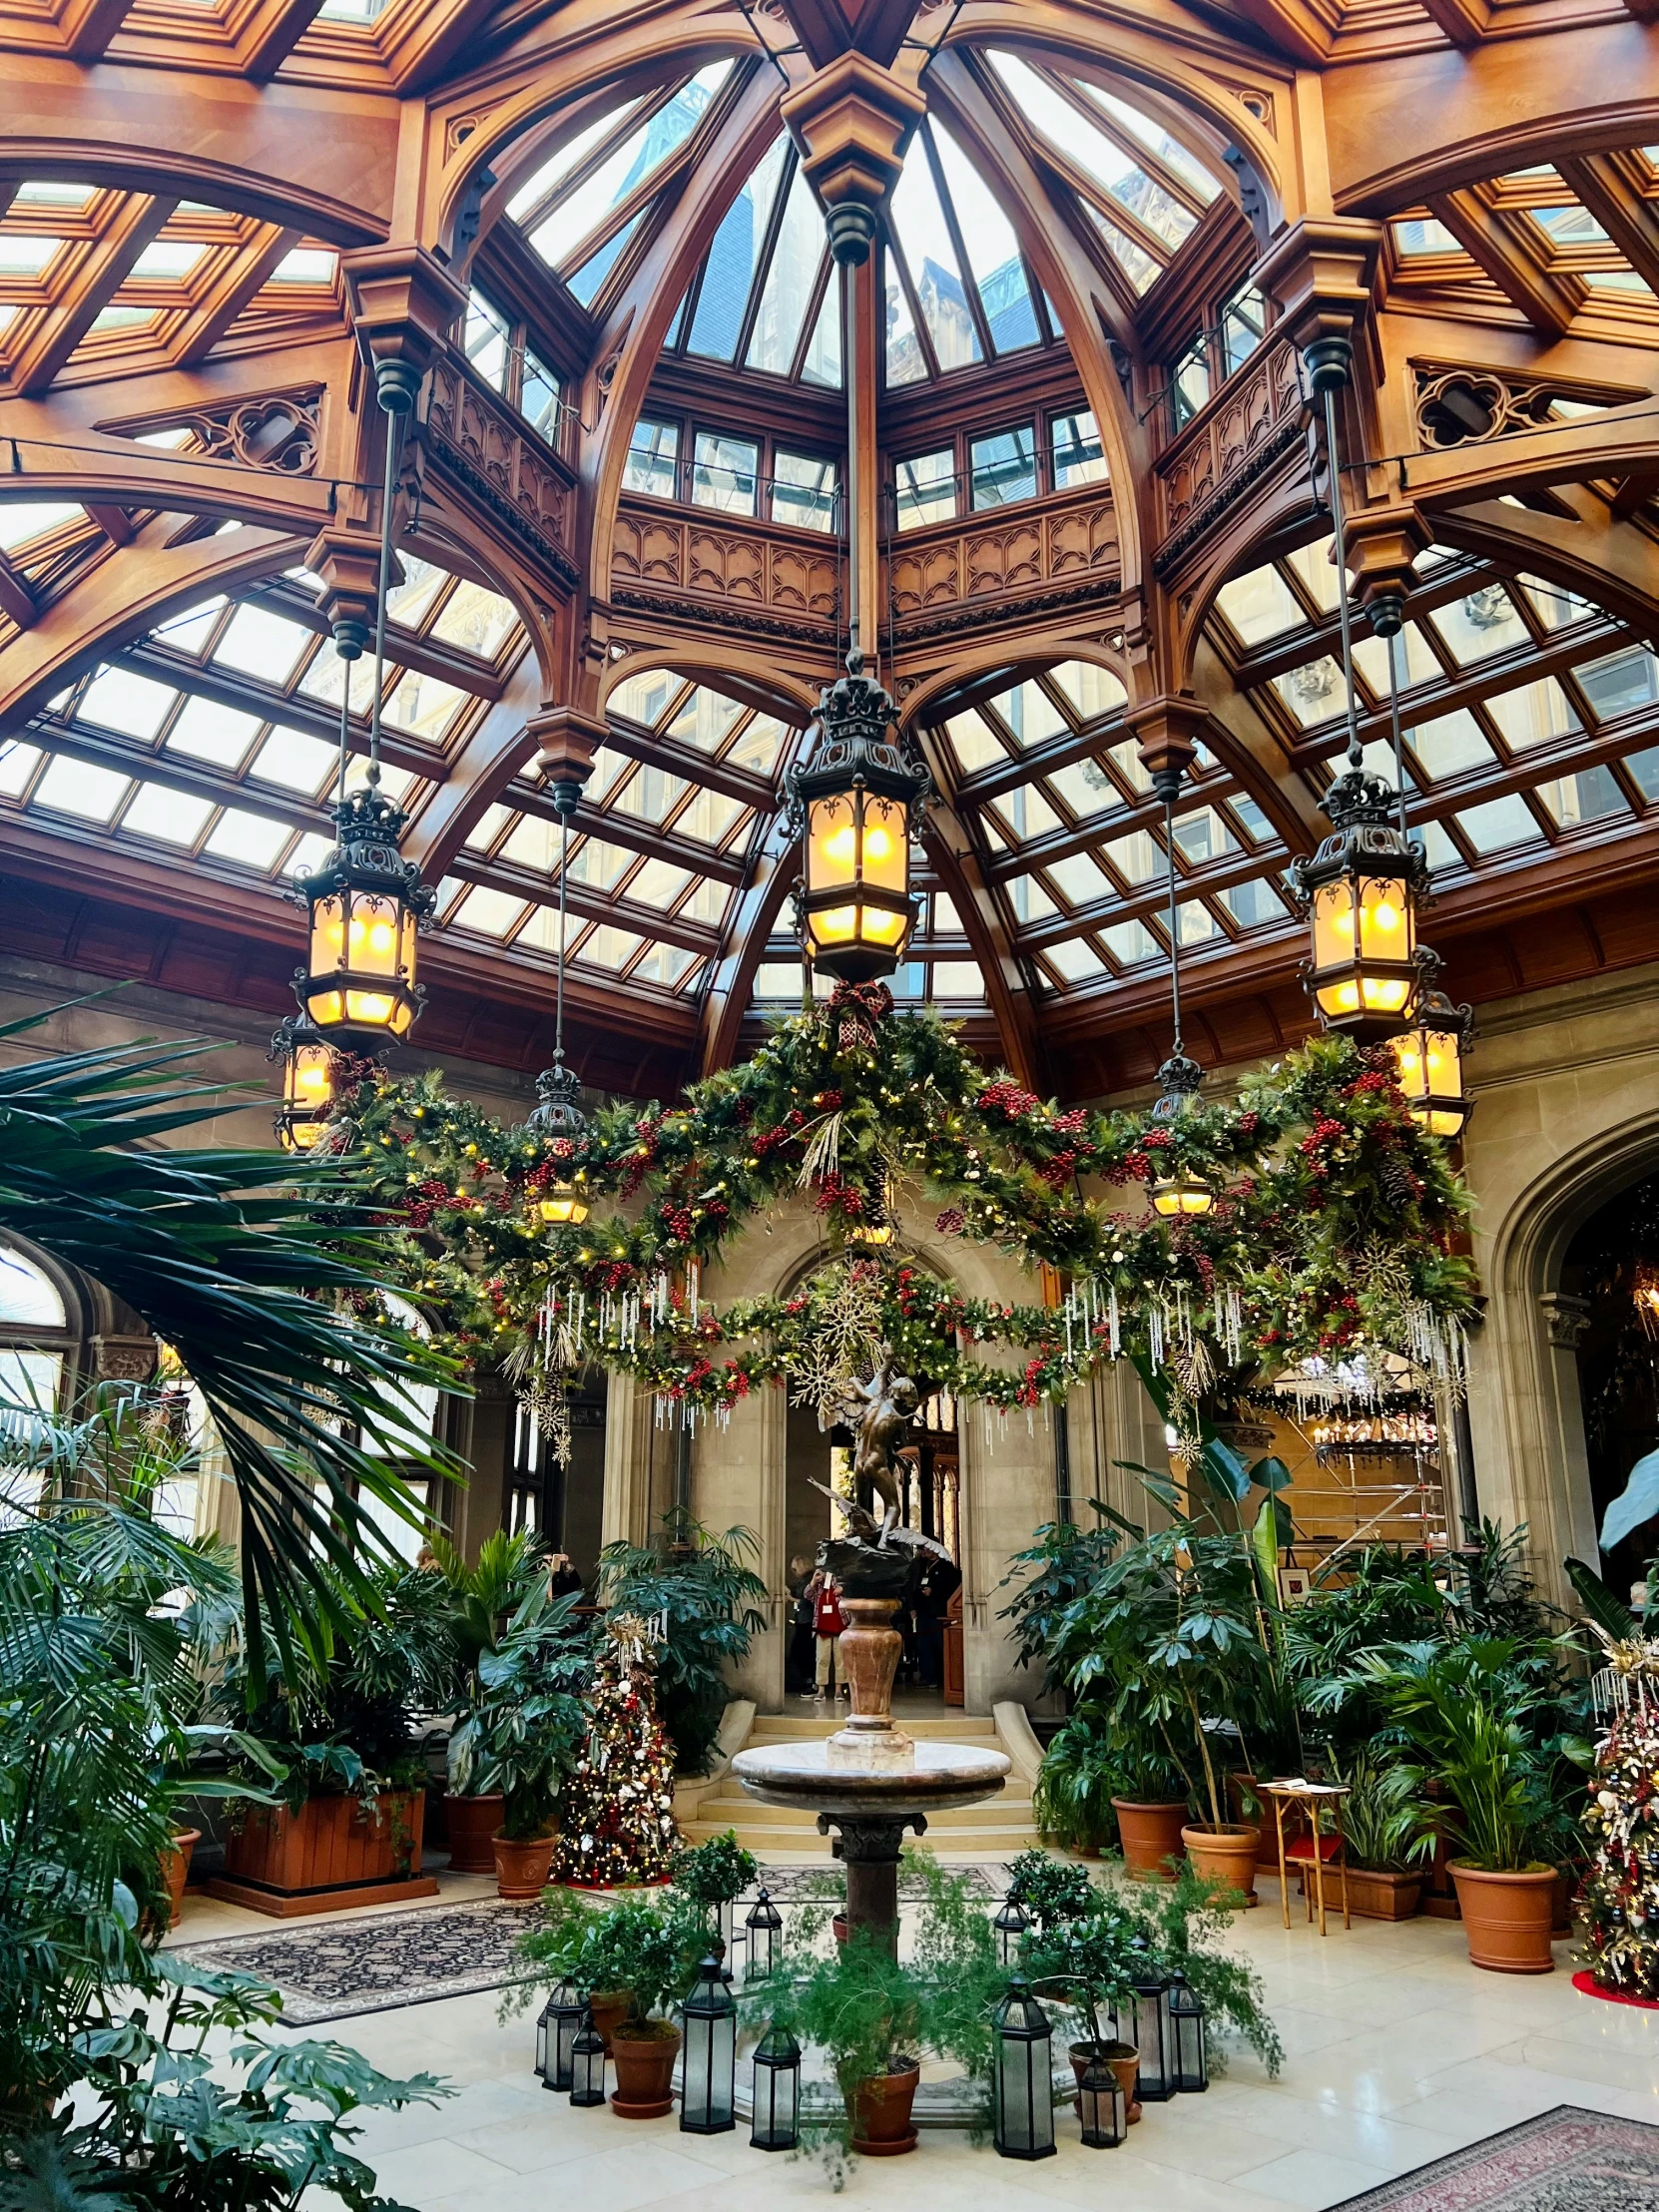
[553,1613,679,1889]
[1579,1631,1659,2000]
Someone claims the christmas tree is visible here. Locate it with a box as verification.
[1579,1632,1659,2000]
[553,1613,679,1889]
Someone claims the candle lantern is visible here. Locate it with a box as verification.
[293,786,434,1043]
[1286,766,1427,1041]
[1076,2051,1127,2148]
[750,2022,802,2151]
[991,1978,1056,2161]
[1111,1947,1173,2103]
[569,2013,607,2107]
[745,1888,783,1981]
[786,652,928,984]
[270,1016,337,1152]
[991,1892,1030,1968]
[1168,1970,1208,2093]
[527,1056,589,1223]
[679,1955,737,2134]
[536,1979,586,2092]
[1147,1057,1215,1218]
[1390,952,1473,1139]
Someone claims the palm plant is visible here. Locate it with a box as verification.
[596,1514,767,1773]
[1329,1749,1435,1876]
[0,1016,462,1669]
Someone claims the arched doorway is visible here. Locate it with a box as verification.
[1559,1171,1659,1608]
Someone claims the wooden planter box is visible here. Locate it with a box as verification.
[207,1792,437,1919]
[1296,1865,1422,1921]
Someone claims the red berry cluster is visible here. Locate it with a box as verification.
[977,1079,1040,1122]
[813,1174,864,1222]
[1036,1151,1078,1191]
[934,1207,966,1235]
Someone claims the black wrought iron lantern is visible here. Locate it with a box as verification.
[991,1978,1056,2161]
[270,1015,336,1152]
[750,2021,802,2151]
[536,1978,587,2092]
[569,2012,607,2106]
[527,1056,590,1226]
[745,1888,783,1981]
[1112,1949,1173,2103]
[680,1955,737,2134]
[1286,767,1426,1042]
[1168,1970,1208,2093]
[1390,952,1473,1140]
[1147,1053,1215,1220]
[1076,2051,1126,2148]
[786,652,928,984]
[293,784,434,1044]
[992,1891,1030,1968]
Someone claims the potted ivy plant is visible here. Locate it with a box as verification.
[671,1829,758,1959]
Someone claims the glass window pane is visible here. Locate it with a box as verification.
[1393,216,1461,257]
[1483,675,1580,752]
[889,136,981,371]
[34,756,131,821]
[1419,818,1463,870]
[1229,794,1274,843]
[773,450,838,533]
[431,580,518,660]
[456,886,528,936]
[0,742,41,797]
[932,959,983,997]
[531,71,729,258]
[895,448,954,530]
[1624,746,1659,802]
[1050,660,1124,721]
[1005,872,1056,922]
[745,162,824,375]
[78,667,177,740]
[578,924,643,970]
[1170,335,1210,429]
[1285,542,1344,613]
[1577,643,1659,722]
[624,417,679,499]
[1081,87,1220,200]
[992,784,1061,838]
[689,136,787,361]
[1533,765,1626,827]
[564,834,630,889]
[1171,806,1237,863]
[1350,623,1442,694]
[212,604,309,684]
[610,668,680,727]
[505,102,644,222]
[1102,829,1161,883]
[1432,585,1529,666]
[1273,657,1346,728]
[1177,899,1216,944]
[1100,917,1158,964]
[1047,851,1111,903]
[1216,875,1287,927]
[521,350,560,441]
[800,277,841,388]
[1219,284,1266,376]
[1051,410,1108,489]
[166,696,261,768]
[677,788,744,845]
[930,121,1038,353]
[204,809,289,867]
[1216,564,1304,646]
[463,290,510,389]
[251,727,334,792]
[970,425,1036,510]
[633,942,699,987]
[1519,573,1594,631]
[564,214,642,306]
[1047,758,1121,821]
[1407,709,1493,779]
[989,678,1066,747]
[381,669,467,743]
[1455,793,1538,853]
[945,710,1004,775]
[1045,937,1106,982]
[666,687,743,752]
[691,431,758,515]
[0,1246,65,1326]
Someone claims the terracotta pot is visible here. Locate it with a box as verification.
[1181,1824,1261,1908]
[1227,1772,1283,1872]
[1069,2039,1141,2124]
[492,1830,555,1900]
[1110,1799,1188,1881]
[589,1989,630,2055]
[161,1829,201,1928]
[850,2057,920,2156]
[442,1792,505,1874]
[611,2021,681,2119]
[223,1791,425,1893]
[1342,1868,1422,1922]
[831,1911,848,1945]
[1448,1862,1557,1973]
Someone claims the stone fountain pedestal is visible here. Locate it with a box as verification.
[732,1593,1009,1951]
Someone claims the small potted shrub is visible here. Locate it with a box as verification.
[576,1898,692,2115]
[1020,1890,1144,2121]
[1328,1751,1434,1920]
[671,1829,758,1960]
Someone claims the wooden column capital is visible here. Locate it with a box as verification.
[1343,502,1433,627]
[340,245,469,409]
[1253,217,1383,357]
[528,705,609,795]
[780,53,926,248]
[304,527,390,655]
[1126,696,1211,783]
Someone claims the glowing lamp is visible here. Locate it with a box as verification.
[527,1055,589,1221]
[292,786,433,1044]
[270,1017,337,1152]
[1145,1052,1214,1221]
[787,652,928,984]
[1151,1169,1215,1219]
[1287,767,1426,1043]
[1390,956,1473,1140]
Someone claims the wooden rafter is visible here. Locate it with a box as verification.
[9,194,179,397]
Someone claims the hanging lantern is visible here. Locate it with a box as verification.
[750,2022,802,2151]
[1390,953,1473,1140]
[269,1016,337,1152]
[679,1956,737,2134]
[745,1888,783,1981]
[1168,1971,1208,2093]
[991,1978,1056,2161]
[786,652,929,984]
[292,786,434,1043]
[1146,1053,1214,1220]
[1076,2050,1126,2149]
[569,2013,607,2106]
[1286,767,1426,1041]
[992,1892,1030,1969]
[527,1057,589,1224]
[536,1979,586,2092]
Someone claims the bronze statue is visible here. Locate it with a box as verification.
[808,1353,944,1571]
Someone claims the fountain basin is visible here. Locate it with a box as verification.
[733,1737,1010,1817]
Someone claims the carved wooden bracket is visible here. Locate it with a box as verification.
[341,244,469,402]
[1343,502,1432,624]
[304,526,390,652]
[780,52,925,225]
[1126,695,1210,782]
[1253,217,1383,358]
[528,705,609,793]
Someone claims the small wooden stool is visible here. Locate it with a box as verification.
[1259,1781,1352,1936]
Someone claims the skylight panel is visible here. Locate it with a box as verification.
[251,726,336,793]
[931,122,1038,353]
[1047,758,1121,821]
[1431,586,1529,666]
[1584,269,1657,300]
[1101,829,1161,884]
[1419,819,1463,871]
[755,961,807,997]
[285,830,332,875]
[1216,564,1304,645]
[464,802,513,852]
[578,924,644,970]
[34,756,131,822]
[633,943,700,987]
[1107,738,1153,796]
[945,711,1006,776]
[677,788,744,845]
[1622,747,1659,802]
[682,878,727,926]
[1005,873,1057,923]
[1273,657,1346,728]
[167,697,262,768]
[269,248,338,284]
[1577,644,1659,720]
[121,783,214,844]
[12,181,97,210]
[728,713,788,778]
[1215,876,1287,928]
[1533,765,1626,827]
[1176,900,1217,944]
[385,556,447,630]
[564,215,642,306]
[667,687,745,753]
[1048,850,1111,903]
[1100,917,1158,964]
[1406,709,1492,779]
[987,53,1193,250]
[78,668,177,741]
[381,670,467,743]
[933,960,984,997]
[129,241,209,280]
[629,857,692,908]
[932,894,961,933]
[609,669,682,727]
[1392,217,1461,257]
[1085,209,1158,292]
[455,886,528,937]
[1079,87,1219,201]
[992,783,1061,839]
[0,743,41,798]
[204,809,289,867]
[1527,203,1609,247]
[1172,806,1237,863]
[343,758,412,803]
[565,835,631,890]
[151,598,224,655]
[212,604,309,685]
[1482,676,1580,752]
[1049,662,1125,721]
[430,580,519,659]
[1350,624,1442,694]
[506,106,644,222]
[800,281,841,387]
[1044,937,1106,983]
[298,653,374,715]
[0,502,82,552]
[1455,793,1538,853]
[1229,794,1275,844]
[1283,543,1344,613]
[0,236,62,276]
[532,68,729,265]
[884,263,927,385]
[989,678,1067,747]
[745,164,826,374]
[613,765,686,824]
[889,134,981,369]
[688,136,787,361]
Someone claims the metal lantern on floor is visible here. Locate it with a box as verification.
[569,2012,606,2107]
[1390,953,1473,1139]
[992,1890,1030,1968]
[750,2021,802,2151]
[1112,1947,1173,2103]
[536,1978,586,2092]
[1076,2050,1126,2149]
[270,1015,336,1152]
[786,652,929,984]
[1168,1970,1208,2093]
[745,1888,783,1981]
[991,1977,1056,2161]
[680,1955,737,2134]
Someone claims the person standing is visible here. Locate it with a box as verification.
[812,1566,846,1699]
[786,1553,816,1697]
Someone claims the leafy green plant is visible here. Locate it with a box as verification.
[1140,1864,1284,2076]
[445,1585,589,1841]
[1020,1889,1146,2051]
[596,1515,767,1773]
[671,1830,758,1940]
[427,1528,549,1788]
[1330,1750,1435,1875]
[996,1505,1120,1690]
[1005,1850,1097,1932]
[1031,1711,1123,1854]
[510,1891,701,2029]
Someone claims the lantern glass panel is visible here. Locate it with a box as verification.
[539,1185,589,1226]
[308,892,346,977]
[350,890,402,978]
[1357,873,1411,967]
[746,1891,783,1980]
[1151,1173,1213,1219]
[1169,1977,1207,2093]
[861,795,907,893]
[808,794,858,891]
[1077,2058,1126,2148]
[991,1983,1055,2161]
[1393,1024,1465,1136]
[569,2021,606,2106]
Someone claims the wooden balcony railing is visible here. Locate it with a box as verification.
[1152,336,1307,580]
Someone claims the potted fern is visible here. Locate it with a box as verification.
[1328,1750,1434,1920]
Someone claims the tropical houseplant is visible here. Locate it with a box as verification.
[596,1514,767,1774]
[510,1889,703,2113]
[1325,1751,1435,1920]
[428,1529,549,1870]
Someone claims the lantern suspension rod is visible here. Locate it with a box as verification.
[1159,767,1185,1057]
[366,405,401,788]
[1385,629,1409,841]
[554,804,569,1066]
[1320,384,1365,775]
[334,661,351,811]
[844,256,863,668]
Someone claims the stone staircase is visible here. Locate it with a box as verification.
[680,1711,1041,1861]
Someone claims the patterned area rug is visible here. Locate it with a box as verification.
[171,1864,1011,2024]
[1327,2107,1659,2212]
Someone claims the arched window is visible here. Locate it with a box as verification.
[0,1240,75,1411]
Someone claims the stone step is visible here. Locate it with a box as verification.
[748,1713,1000,1741]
